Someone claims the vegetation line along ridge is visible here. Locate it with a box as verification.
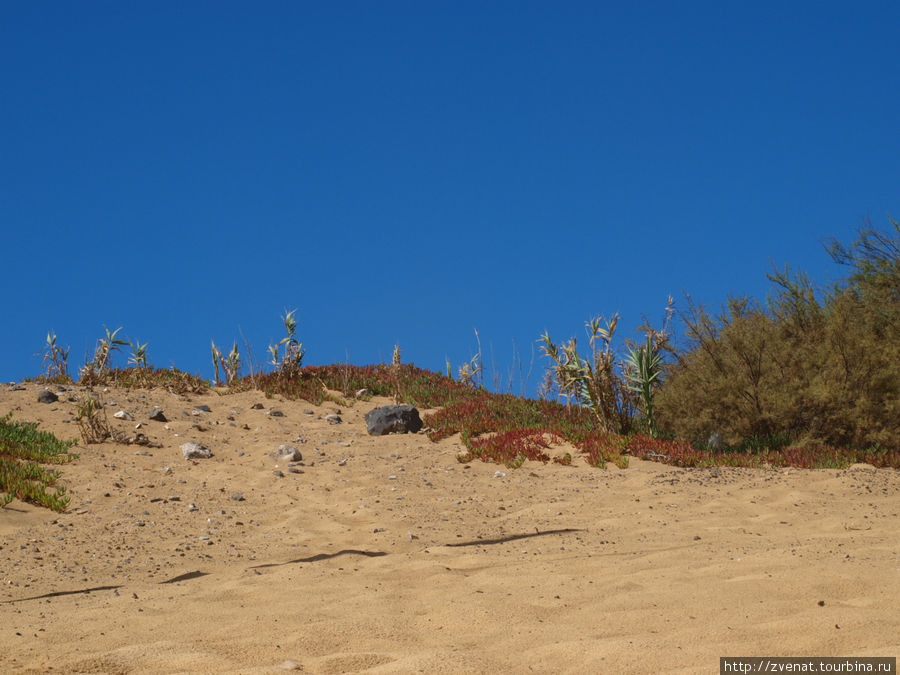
[4,219,897,512]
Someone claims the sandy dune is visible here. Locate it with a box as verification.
[1,382,898,674]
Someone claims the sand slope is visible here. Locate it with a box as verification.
[1,382,898,674]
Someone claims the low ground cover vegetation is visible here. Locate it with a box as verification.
[0,413,78,511]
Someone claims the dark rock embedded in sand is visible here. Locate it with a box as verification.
[148,407,167,422]
[365,405,423,436]
[37,389,59,403]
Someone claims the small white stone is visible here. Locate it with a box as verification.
[181,442,211,459]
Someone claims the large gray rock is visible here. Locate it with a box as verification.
[365,405,423,436]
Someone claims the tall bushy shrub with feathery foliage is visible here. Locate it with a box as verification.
[656,218,900,450]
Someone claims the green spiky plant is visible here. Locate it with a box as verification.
[80,326,128,382]
[128,340,149,370]
[40,331,70,380]
[624,332,665,437]
[623,297,673,438]
[268,309,305,377]
[540,315,634,434]
[126,339,149,386]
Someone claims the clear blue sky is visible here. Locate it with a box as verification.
[3,2,898,390]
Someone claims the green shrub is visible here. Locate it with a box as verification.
[656,218,900,451]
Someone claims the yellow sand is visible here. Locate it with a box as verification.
[1,382,897,674]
